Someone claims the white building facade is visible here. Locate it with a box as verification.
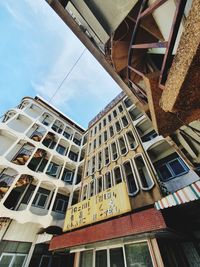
[0,96,86,267]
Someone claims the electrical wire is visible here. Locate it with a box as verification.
[48,48,86,103]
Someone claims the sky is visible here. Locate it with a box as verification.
[0,0,121,128]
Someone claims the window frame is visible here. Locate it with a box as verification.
[55,198,68,213]
[133,154,155,191]
[122,160,139,196]
[115,120,122,133]
[104,146,110,166]
[32,191,49,208]
[110,141,119,161]
[0,253,27,267]
[113,165,123,185]
[62,169,74,182]
[125,130,138,150]
[121,115,129,128]
[46,162,60,177]
[96,176,103,194]
[104,171,113,190]
[117,135,128,156]
[156,157,189,182]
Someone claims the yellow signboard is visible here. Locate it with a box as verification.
[63,182,131,232]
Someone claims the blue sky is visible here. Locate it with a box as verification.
[0,0,121,128]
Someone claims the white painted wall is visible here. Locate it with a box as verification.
[3,221,39,242]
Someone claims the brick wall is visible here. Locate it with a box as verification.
[49,208,166,251]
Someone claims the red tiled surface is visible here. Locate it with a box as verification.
[49,208,166,251]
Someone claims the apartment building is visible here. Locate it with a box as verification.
[49,92,200,267]
[0,96,86,267]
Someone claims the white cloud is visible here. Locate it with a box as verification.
[2,1,31,28]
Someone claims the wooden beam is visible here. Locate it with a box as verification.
[128,65,145,78]
[132,42,168,49]
[140,0,168,19]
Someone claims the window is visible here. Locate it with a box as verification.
[109,126,114,137]
[115,121,121,133]
[113,167,123,185]
[93,139,96,149]
[52,124,61,133]
[99,122,101,131]
[55,198,68,213]
[110,247,125,267]
[0,253,27,267]
[94,126,97,135]
[98,151,102,170]
[104,172,112,189]
[141,130,158,142]
[155,155,189,182]
[126,131,137,150]
[121,115,129,127]
[125,242,153,267]
[79,250,93,267]
[73,137,81,146]
[63,131,71,140]
[86,160,90,176]
[92,156,96,174]
[68,151,78,162]
[111,142,118,161]
[113,109,117,118]
[42,120,50,126]
[104,147,110,165]
[103,118,106,127]
[124,97,133,108]
[56,144,66,155]
[96,177,103,193]
[98,135,102,146]
[129,107,143,121]
[62,169,74,182]
[89,180,95,197]
[118,105,123,113]
[96,250,107,267]
[46,162,60,177]
[82,184,88,200]
[118,136,127,155]
[134,155,154,190]
[32,190,49,208]
[104,130,108,142]
[108,114,112,122]
[39,255,51,267]
[123,161,139,196]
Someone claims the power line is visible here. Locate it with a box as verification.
[48,48,86,103]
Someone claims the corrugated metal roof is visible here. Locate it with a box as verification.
[155,181,200,210]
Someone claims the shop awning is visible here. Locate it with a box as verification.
[155,181,200,210]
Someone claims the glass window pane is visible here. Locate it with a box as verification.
[123,161,138,195]
[157,164,173,181]
[135,156,154,189]
[12,255,26,267]
[110,247,125,267]
[169,159,186,175]
[79,251,93,267]
[95,250,107,267]
[0,255,13,267]
[125,242,153,267]
[114,167,122,184]
[37,194,48,207]
[40,256,51,267]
